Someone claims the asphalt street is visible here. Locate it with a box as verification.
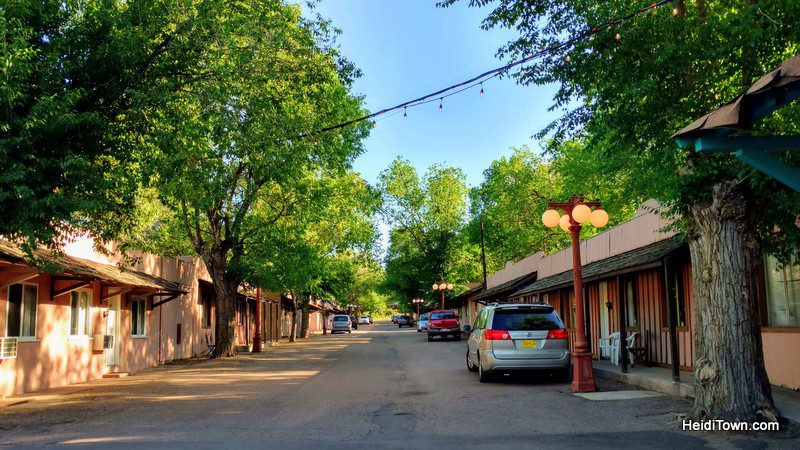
[0,322,795,449]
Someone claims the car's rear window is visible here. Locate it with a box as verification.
[491,308,563,331]
[333,316,349,322]
[420,314,429,320]
[431,311,456,320]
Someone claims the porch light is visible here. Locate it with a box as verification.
[559,214,571,232]
[542,208,560,228]
[432,283,440,290]
[571,204,591,223]
[446,283,453,290]
[589,208,609,228]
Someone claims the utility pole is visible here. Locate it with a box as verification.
[480,216,488,287]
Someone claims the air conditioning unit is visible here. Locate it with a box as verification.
[92,334,114,351]
[0,337,18,359]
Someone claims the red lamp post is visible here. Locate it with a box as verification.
[542,194,609,393]
[252,287,262,353]
[431,281,453,310]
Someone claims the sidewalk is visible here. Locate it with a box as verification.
[593,360,800,424]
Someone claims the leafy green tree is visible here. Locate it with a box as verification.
[379,157,479,309]
[467,146,638,273]
[442,0,800,421]
[0,0,221,249]
[135,1,370,356]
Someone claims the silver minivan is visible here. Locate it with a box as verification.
[466,303,570,382]
[330,314,352,334]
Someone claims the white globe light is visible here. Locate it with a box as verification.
[559,214,571,232]
[572,204,591,224]
[590,208,609,228]
[541,209,560,228]
[432,283,439,290]
[447,283,454,290]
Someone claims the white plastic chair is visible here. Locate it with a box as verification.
[625,331,639,367]
[611,331,639,367]
[598,332,619,363]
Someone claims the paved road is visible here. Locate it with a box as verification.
[0,322,795,448]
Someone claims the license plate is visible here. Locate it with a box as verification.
[521,340,537,349]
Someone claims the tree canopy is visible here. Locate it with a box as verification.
[379,157,480,309]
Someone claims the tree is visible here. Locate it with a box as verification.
[378,157,478,309]
[136,1,370,356]
[1,0,222,249]
[442,0,800,421]
[467,145,638,273]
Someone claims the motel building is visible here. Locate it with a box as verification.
[451,200,800,392]
[0,236,284,399]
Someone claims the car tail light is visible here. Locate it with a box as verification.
[484,329,510,340]
[547,329,569,340]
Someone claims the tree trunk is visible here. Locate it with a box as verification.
[300,299,310,338]
[289,297,298,343]
[686,180,778,422]
[206,251,239,358]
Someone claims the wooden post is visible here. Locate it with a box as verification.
[617,275,629,373]
[663,257,680,382]
[583,282,591,355]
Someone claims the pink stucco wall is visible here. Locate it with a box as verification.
[0,237,217,398]
[762,330,800,391]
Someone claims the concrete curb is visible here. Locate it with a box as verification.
[593,367,694,399]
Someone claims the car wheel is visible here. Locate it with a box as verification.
[453,334,461,341]
[478,357,492,383]
[466,349,478,372]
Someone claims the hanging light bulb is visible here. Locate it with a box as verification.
[479,83,484,96]
[520,67,526,75]
[403,108,407,119]
[672,7,679,15]
[566,54,571,62]
[371,120,376,128]
[438,98,443,111]
[338,132,343,140]
[615,31,621,40]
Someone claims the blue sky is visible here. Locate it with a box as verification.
[302,0,561,188]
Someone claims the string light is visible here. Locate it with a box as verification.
[566,54,571,62]
[301,0,673,139]
[371,120,376,127]
[403,107,407,119]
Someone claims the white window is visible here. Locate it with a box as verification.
[131,298,146,337]
[765,255,800,327]
[6,283,38,338]
[70,291,92,336]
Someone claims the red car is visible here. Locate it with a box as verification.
[427,310,461,341]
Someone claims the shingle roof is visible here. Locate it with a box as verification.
[0,241,186,293]
[674,54,800,139]
[510,235,685,298]
[473,271,538,302]
[450,283,484,303]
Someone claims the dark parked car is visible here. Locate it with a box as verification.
[397,315,415,328]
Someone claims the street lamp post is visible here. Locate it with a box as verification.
[412,298,424,319]
[541,194,609,393]
[431,281,454,310]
